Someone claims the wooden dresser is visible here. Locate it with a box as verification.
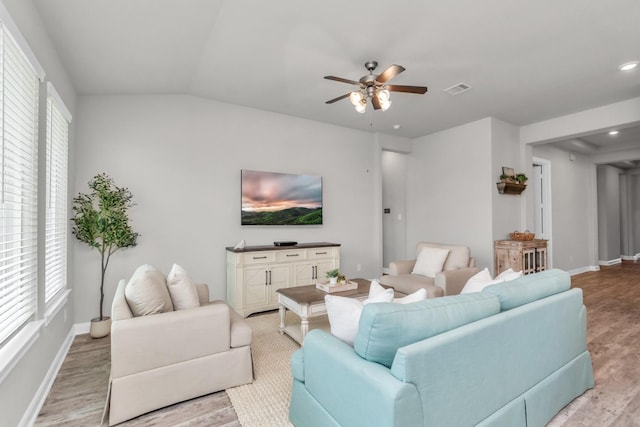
[494,239,548,275]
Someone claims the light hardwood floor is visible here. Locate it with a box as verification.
[35,261,640,426]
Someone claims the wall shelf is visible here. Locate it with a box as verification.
[496,182,526,195]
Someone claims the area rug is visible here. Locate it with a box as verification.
[226,311,299,427]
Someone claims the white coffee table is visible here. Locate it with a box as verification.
[276,279,393,344]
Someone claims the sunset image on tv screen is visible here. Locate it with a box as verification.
[241,170,322,225]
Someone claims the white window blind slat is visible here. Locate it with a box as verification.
[0,18,40,346]
[44,83,68,304]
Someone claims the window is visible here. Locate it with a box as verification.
[44,83,70,305]
[0,18,44,347]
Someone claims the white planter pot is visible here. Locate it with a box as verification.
[329,277,338,285]
[90,316,111,338]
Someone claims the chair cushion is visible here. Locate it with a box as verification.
[412,247,450,278]
[354,293,501,368]
[124,264,174,316]
[166,264,201,310]
[416,242,471,270]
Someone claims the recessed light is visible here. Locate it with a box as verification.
[609,130,619,136]
[619,61,639,71]
[393,124,401,130]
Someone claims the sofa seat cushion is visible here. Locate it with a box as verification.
[125,264,174,316]
[483,269,570,311]
[354,293,501,368]
[379,274,444,298]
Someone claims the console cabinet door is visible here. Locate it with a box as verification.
[292,262,315,286]
[268,264,290,304]
[315,259,338,281]
[242,265,270,308]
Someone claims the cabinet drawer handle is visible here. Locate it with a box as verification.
[253,256,268,259]
[315,252,327,255]
[286,254,299,257]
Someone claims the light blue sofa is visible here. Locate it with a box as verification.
[289,269,594,427]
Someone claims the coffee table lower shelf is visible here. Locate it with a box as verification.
[279,314,330,345]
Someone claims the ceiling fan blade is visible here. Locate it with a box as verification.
[371,94,381,110]
[376,64,405,84]
[386,84,428,94]
[325,93,351,104]
[324,75,360,85]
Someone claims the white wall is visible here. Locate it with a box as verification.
[0,1,77,426]
[491,118,523,243]
[407,118,494,269]
[531,145,594,271]
[73,94,382,322]
[596,166,622,262]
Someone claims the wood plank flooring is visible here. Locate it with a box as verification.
[35,261,640,426]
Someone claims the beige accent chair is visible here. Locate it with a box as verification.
[379,242,480,298]
[108,280,253,425]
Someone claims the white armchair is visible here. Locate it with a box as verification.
[109,274,253,425]
[380,242,480,297]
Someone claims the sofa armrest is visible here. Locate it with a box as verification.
[300,330,423,427]
[111,303,231,378]
[434,267,480,296]
[388,259,416,275]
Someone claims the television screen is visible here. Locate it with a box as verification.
[241,170,323,225]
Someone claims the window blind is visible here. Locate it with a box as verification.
[0,22,40,347]
[44,84,69,304]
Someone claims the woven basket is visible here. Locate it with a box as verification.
[510,231,535,241]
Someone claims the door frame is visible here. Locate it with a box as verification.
[532,156,553,268]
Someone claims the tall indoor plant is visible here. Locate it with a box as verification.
[71,173,139,338]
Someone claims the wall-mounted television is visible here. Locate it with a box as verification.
[241,170,323,225]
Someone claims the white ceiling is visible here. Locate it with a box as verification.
[34,0,640,142]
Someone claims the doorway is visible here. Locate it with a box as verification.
[382,151,408,271]
[532,157,552,267]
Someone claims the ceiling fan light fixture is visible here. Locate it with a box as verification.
[349,91,364,106]
[619,61,639,71]
[377,89,390,103]
[355,100,367,114]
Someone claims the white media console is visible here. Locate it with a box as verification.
[226,242,340,317]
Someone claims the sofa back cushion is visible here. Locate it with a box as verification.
[354,293,500,367]
[416,242,470,270]
[482,269,570,311]
[124,264,174,316]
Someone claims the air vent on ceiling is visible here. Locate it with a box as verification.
[444,82,471,96]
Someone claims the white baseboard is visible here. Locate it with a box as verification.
[74,322,90,335]
[622,254,640,261]
[598,258,622,266]
[567,265,600,276]
[19,328,75,427]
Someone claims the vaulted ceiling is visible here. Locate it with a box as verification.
[34,0,640,144]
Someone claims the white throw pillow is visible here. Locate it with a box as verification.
[124,264,174,316]
[461,268,500,294]
[412,247,450,278]
[495,268,524,282]
[394,288,427,304]
[367,280,395,303]
[166,264,201,310]
[325,282,394,346]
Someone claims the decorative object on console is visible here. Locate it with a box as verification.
[241,170,322,225]
[234,239,246,249]
[71,173,139,338]
[510,230,535,241]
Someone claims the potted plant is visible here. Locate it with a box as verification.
[326,268,340,285]
[71,173,140,338]
[515,173,528,184]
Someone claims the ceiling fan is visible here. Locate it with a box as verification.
[324,60,428,113]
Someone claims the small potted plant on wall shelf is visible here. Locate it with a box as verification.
[71,173,140,338]
[326,268,340,285]
[515,173,528,184]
